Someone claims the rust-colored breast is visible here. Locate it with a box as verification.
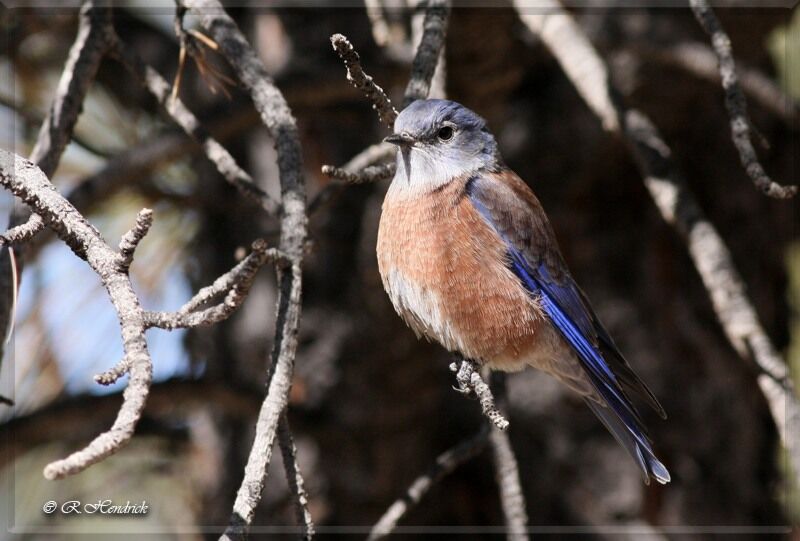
[377,177,549,369]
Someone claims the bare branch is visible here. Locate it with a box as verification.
[368,425,489,540]
[178,1,308,537]
[689,0,797,199]
[402,0,451,107]
[320,163,396,184]
[0,214,44,247]
[278,416,315,540]
[118,208,153,270]
[107,33,281,216]
[330,33,398,128]
[94,358,131,386]
[515,0,800,487]
[450,359,509,431]
[311,144,396,214]
[0,150,153,480]
[144,240,287,330]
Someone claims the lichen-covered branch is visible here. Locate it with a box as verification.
[320,163,396,185]
[178,1,308,538]
[118,208,153,270]
[368,425,490,540]
[515,0,800,487]
[689,0,797,199]
[330,33,398,128]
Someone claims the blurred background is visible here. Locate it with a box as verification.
[0,2,797,538]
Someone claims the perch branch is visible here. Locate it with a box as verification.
[368,425,490,540]
[689,0,797,199]
[330,33,398,128]
[450,359,509,431]
[515,0,800,486]
[488,373,528,540]
[179,1,308,538]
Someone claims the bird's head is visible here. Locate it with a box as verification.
[384,99,499,194]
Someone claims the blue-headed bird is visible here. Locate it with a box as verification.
[377,99,670,484]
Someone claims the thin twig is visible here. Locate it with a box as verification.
[178,2,308,538]
[330,33,398,128]
[320,163,396,185]
[689,0,797,199]
[278,415,315,540]
[450,359,509,431]
[144,241,287,330]
[368,425,490,540]
[118,208,154,270]
[515,0,800,487]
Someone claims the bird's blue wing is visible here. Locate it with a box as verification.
[467,170,669,484]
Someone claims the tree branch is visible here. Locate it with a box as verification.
[0,150,152,480]
[178,1,308,538]
[144,240,287,330]
[320,163,396,185]
[689,0,797,199]
[514,0,800,487]
[330,33,398,128]
[488,373,528,541]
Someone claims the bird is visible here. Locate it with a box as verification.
[376,98,670,485]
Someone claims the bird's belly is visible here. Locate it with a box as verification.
[377,185,549,369]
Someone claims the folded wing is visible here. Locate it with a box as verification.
[467,169,670,484]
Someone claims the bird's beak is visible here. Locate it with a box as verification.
[383,132,415,146]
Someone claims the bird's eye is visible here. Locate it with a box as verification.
[437,126,454,141]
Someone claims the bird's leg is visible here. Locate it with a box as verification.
[450,356,477,395]
[449,357,510,431]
